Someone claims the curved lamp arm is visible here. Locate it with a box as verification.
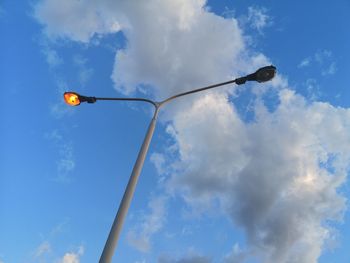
[64,65,276,109]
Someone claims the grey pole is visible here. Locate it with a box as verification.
[99,106,160,263]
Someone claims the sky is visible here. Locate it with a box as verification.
[1,0,350,262]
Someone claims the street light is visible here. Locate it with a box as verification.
[63,65,276,263]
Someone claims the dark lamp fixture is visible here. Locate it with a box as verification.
[236,65,276,85]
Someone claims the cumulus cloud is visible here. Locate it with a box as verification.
[34,0,350,262]
[34,0,251,98]
[166,89,349,262]
[34,0,121,42]
[127,196,167,252]
[111,0,246,98]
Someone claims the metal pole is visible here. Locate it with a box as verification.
[99,106,159,263]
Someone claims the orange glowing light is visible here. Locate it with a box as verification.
[64,92,81,106]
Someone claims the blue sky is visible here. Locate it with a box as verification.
[1,0,350,262]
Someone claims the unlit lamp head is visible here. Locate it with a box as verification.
[253,65,277,83]
[235,65,276,85]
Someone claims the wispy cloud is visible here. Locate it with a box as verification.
[49,78,74,119]
[34,241,52,258]
[225,243,246,263]
[0,5,5,18]
[305,78,322,101]
[36,35,64,69]
[298,49,337,75]
[35,36,74,120]
[315,49,332,63]
[322,61,336,76]
[34,243,84,263]
[247,6,272,34]
[127,195,167,253]
[73,55,93,86]
[42,45,63,68]
[32,220,83,263]
[150,153,166,175]
[298,57,311,68]
[45,130,75,182]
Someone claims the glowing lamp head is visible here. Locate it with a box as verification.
[64,92,81,106]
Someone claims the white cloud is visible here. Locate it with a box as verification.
[57,246,84,263]
[111,0,246,98]
[34,0,249,99]
[165,89,349,263]
[34,0,121,43]
[127,196,167,252]
[34,1,350,262]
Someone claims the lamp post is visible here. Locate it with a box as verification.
[64,65,276,263]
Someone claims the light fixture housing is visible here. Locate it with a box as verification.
[235,65,276,85]
[64,92,97,106]
[64,92,81,106]
[248,65,276,83]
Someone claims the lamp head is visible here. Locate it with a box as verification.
[235,65,276,85]
[247,65,276,83]
[63,92,96,106]
[64,92,81,106]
